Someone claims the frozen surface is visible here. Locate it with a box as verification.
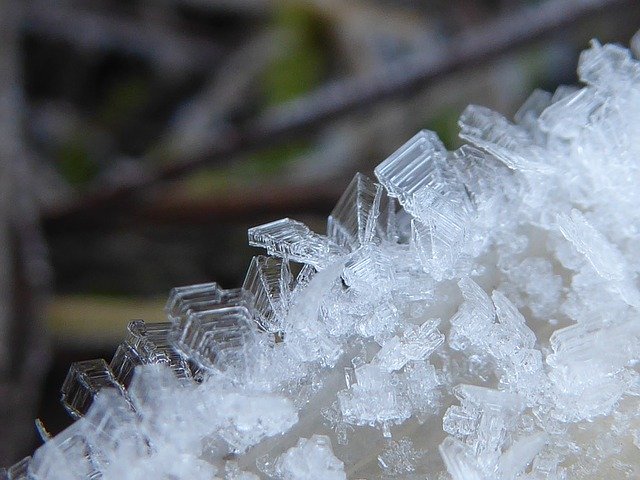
[12,35,640,479]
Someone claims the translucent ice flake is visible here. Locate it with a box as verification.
[579,40,640,89]
[410,190,471,280]
[449,277,494,351]
[538,87,602,139]
[276,435,346,480]
[3,457,30,480]
[453,384,524,415]
[61,359,129,419]
[168,285,259,373]
[327,173,383,250]
[110,320,192,387]
[443,386,527,476]
[374,130,449,215]
[283,258,345,365]
[242,255,293,333]
[341,244,395,298]
[439,437,484,480]
[556,209,627,281]
[514,89,552,126]
[459,105,553,173]
[248,218,346,269]
[338,363,411,428]
[374,318,444,372]
[496,432,547,480]
[166,282,221,321]
[491,291,536,352]
[547,319,640,421]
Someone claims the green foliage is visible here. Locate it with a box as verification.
[57,137,97,187]
[425,106,462,150]
[262,4,330,106]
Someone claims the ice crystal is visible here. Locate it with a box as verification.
[9,34,640,479]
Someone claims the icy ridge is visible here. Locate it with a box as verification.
[6,37,640,479]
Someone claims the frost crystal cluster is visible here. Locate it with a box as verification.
[6,37,640,480]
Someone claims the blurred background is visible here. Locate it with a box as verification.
[1,0,639,466]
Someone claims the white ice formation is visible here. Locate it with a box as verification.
[5,37,640,479]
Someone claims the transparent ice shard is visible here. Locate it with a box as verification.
[327,173,383,250]
[538,88,601,139]
[449,145,511,217]
[459,105,553,173]
[242,255,293,333]
[83,389,143,450]
[449,277,495,350]
[556,209,627,281]
[30,419,103,480]
[403,360,441,417]
[169,286,257,372]
[491,291,536,352]
[374,318,444,372]
[338,363,411,428]
[578,40,640,89]
[374,130,449,216]
[453,384,524,415]
[166,282,221,321]
[439,437,484,480]
[110,320,192,387]
[443,405,478,437]
[503,348,544,400]
[276,435,346,480]
[61,359,129,419]
[632,30,640,58]
[514,89,552,125]
[3,457,30,480]
[342,244,395,298]
[445,385,525,474]
[411,189,471,280]
[284,258,345,366]
[374,193,402,243]
[496,432,547,480]
[248,218,346,269]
